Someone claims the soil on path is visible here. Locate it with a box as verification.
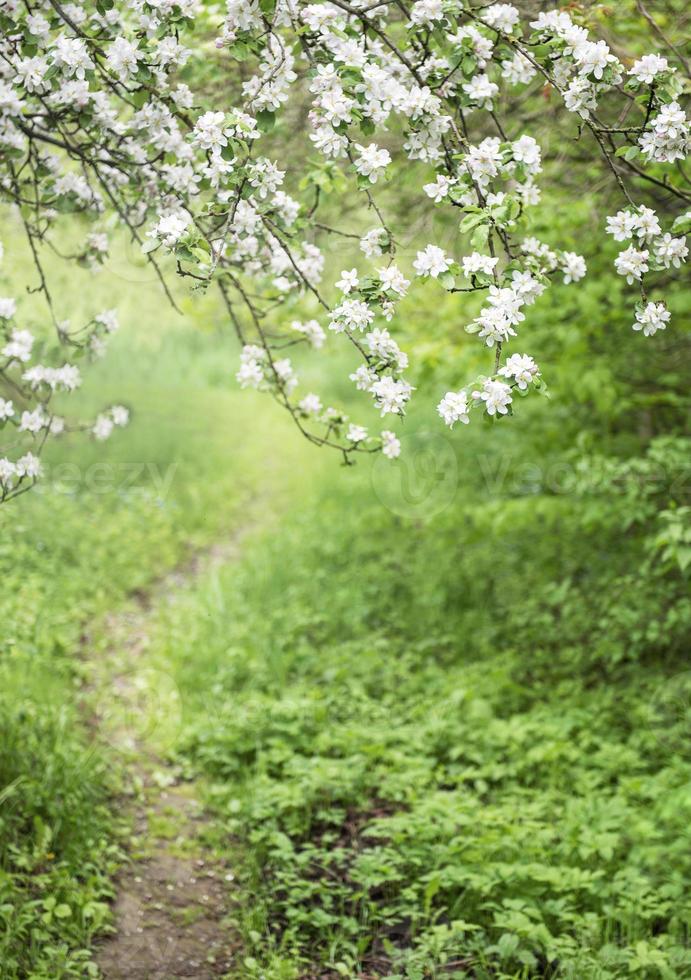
[95,781,238,979]
[84,534,251,979]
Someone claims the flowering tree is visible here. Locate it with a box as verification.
[0,0,688,500]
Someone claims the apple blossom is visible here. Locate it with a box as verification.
[414,246,452,279]
[0,0,686,494]
[381,430,401,459]
[632,302,671,337]
[438,391,470,428]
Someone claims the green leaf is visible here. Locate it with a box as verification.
[497,933,520,960]
[671,213,691,235]
[470,226,489,249]
[256,110,275,133]
[460,212,487,233]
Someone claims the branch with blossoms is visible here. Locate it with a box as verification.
[0,1,688,497]
[0,292,129,501]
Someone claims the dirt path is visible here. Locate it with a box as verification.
[82,532,254,979]
[95,782,237,979]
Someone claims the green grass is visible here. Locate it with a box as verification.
[0,363,309,975]
[143,433,691,979]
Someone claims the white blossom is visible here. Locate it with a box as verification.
[483,4,520,33]
[639,102,688,163]
[633,206,661,242]
[614,246,649,284]
[472,379,513,416]
[498,353,540,389]
[378,265,409,296]
[291,319,326,348]
[19,407,49,433]
[93,414,114,441]
[95,309,119,333]
[360,228,388,258]
[654,234,688,269]
[52,35,94,79]
[272,358,298,394]
[560,252,587,284]
[563,77,598,119]
[350,365,377,391]
[438,390,470,427]
[0,297,17,319]
[106,37,140,77]
[423,174,455,203]
[354,143,391,183]
[346,423,368,443]
[463,74,499,110]
[410,0,444,26]
[512,135,542,172]
[632,301,671,336]
[370,377,413,415]
[501,52,536,85]
[0,458,16,484]
[462,253,499,277]
[414,245,451,278]
[148,211,190,248]
[298,393,323,415]
[381,430,401,459]
[335,269,359,294]
[2,329,33,362]
[629,54,669,84]
[606,210,638,242]
[16,453,41,479]
[329,299,375,333]
[510,270,545,305]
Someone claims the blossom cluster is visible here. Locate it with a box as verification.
[0,0,688,488]
[438,352,541,429]
[0,245,128,500]
[604,206,688,335]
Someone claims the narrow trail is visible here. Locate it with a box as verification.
[81,529,255,980]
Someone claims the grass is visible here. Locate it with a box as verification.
[143,434,691,979]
